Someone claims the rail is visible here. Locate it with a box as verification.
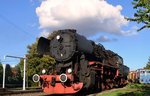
[0,88,42,95]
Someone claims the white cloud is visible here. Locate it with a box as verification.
[39,30,50,37]
[121,26,138,36]
[97,35,111,42]
[96,35,117,42]
[36,0,133,37]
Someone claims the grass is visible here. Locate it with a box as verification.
[97,84,150,96]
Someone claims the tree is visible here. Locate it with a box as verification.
[0,63,3,85]
[126,0,150,31]
[5,64,13,84]
[19,38,55,87]
[11,65,22,85]
[145,57,150,69]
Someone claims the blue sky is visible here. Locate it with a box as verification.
[0,0,150,70]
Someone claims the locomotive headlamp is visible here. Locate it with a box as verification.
[32,74,40,83]
[56,35,61,40]
[59,73,67,83]
[67,68,72,74]
[60,53,63,57]
[42,69,46,74]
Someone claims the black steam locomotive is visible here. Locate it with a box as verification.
[33,29,129,94]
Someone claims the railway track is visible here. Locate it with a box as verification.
[0,87,123,96]
[0,88,46,96]
[0,88,99,96]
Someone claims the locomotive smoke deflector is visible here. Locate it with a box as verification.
[37,37,50,55]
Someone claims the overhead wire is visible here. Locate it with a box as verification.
[0,13,37,64]
[0,13,35,39]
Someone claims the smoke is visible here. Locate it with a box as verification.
[36,0,133,37]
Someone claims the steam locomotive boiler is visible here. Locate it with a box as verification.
[33,29,129,94]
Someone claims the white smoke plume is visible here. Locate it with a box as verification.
[36,0,132,37]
